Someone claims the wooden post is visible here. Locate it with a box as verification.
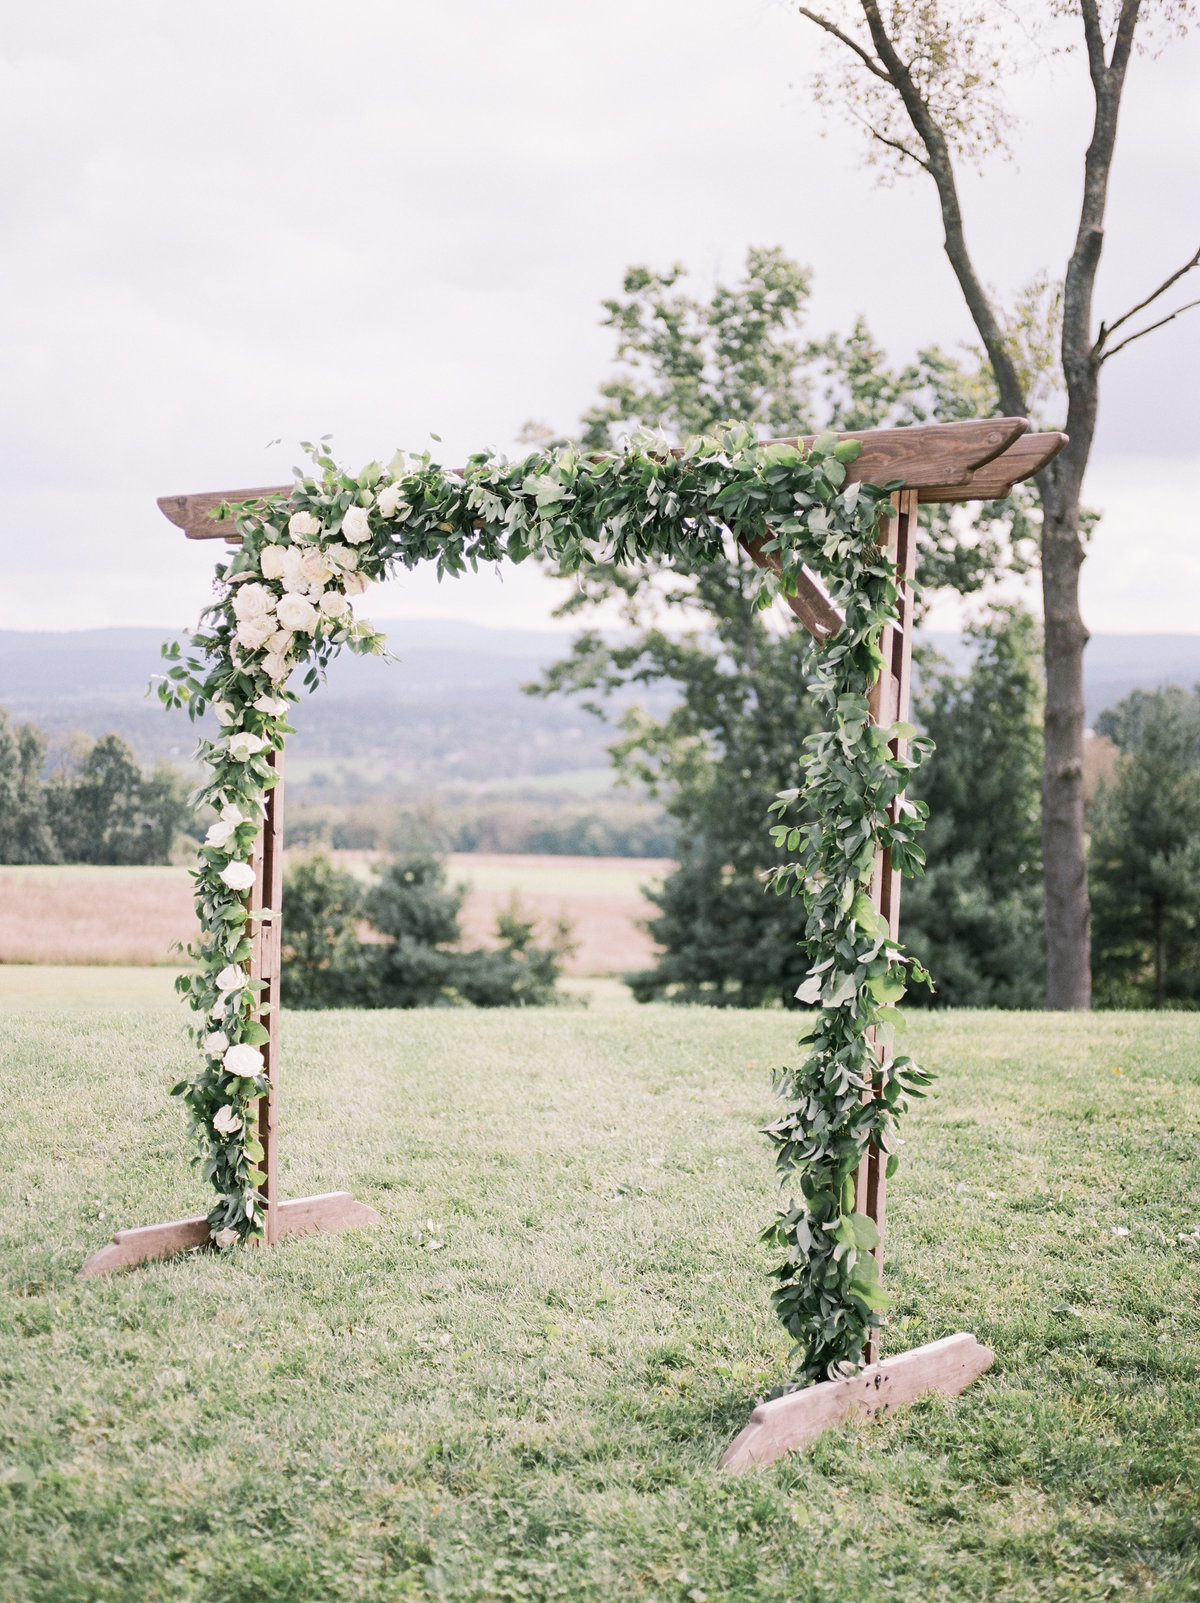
[856,487,919,1362]
[79,735,382,1279]
[250,748,284,1244]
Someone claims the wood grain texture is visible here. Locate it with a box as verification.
[919,431,1068,503]
[157,418,1042,542]
[78,1191,382,1277]
[719,1333,995,1471]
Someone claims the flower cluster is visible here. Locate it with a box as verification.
[160,428,929,1390]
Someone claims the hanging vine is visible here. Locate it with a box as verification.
[159,425,931,1380]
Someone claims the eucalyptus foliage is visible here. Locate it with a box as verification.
[159,424,931,1381]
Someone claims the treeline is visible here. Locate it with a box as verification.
[0,709,188,866]
[286,796,674,858]
[281,854,573,1008]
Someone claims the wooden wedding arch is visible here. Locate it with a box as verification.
[82,417,1064,1464]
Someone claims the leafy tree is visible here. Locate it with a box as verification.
[902,608,1045,1007]
[530,250,1032,1004]
[280,855,365,1008]
[1090,687,1200,1008]
[0,707,58,864]
[280,853,572,1009]
[52,733,188,865]
[788,0,1200,1007]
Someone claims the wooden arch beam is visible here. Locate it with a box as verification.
[157,417,1039,543]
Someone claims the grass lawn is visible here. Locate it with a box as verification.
[1,1000,1197,1601]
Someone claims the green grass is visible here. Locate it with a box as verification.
[1,1004,1198,1602]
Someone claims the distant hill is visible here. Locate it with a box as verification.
[3,623,1198,790]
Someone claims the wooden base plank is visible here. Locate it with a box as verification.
[78,1191,381,1278]
[719,1333,995,1471]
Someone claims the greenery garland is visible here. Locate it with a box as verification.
[159,425,931,1380]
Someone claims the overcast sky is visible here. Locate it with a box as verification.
[3,0,1197,637]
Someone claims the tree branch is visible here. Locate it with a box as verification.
[1100,297,1200,362]
[844,104,930,170]
[1096,246,1200,350]
[796,7,891,80]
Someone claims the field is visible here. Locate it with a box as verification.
[1,986,1198,1602]
[0,855,668,977]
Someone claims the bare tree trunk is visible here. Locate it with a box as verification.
[1038,457,1091,1008]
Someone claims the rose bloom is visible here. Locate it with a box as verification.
[223,1042,264,1077]
[211,1103,243,1136]
[226,731,268,761]
[326,544,358,572]
[212,701,236,725]
[253,693,289,717]
[343,571,370,596]
[376,483,402,518]
[288,510,322,540]
[319,590,350,619]
[341,504,371,544]
[276,593,318,633]
[258,544,287,579]
[299,548,331,588]
[219,860,256,892]
[263,651,291,684]
[205,817,238,849]
[215,963,245,993]
[204,1029,229,1056]
[212,1226,240,1249]
[232,582,275,622]
[234,615,275,652]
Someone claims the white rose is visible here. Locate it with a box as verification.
[276,593,318,633]
[299,548,331,588]
[223,1042,264,1077]
[377,484,402,518]
[258,545,287,580]
[211,1103,243,1136]
[343,571,370,596]
[232,582,275,622]
[226,731,268,762]
[219,860,256,892]
[326,544,358,571]
[212,1226,240,1249]
[319,590,350,619]
[212,701,236,725]
[205,818,238,849]
[253,694,289,717]
[204,1030,229,1055]
[235,615,275,651]
[288,511,322,540]
[263,651,291,684]
[341,505,371,545]
[215,963,245,993]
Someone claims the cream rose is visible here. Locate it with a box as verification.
[343,571,370,597]
[263,651,291,684]
[276,593,318,633]
[341,504,371,544]
[258,545,287,579]
[204,1030,229,1056]
[326,544,358,572]
[215,963,245,993]
[234,615,275,651]
[253,693,289,717]
[223,1042,264,1077]
[318,590,350,620]
[288,510,322,540]
[232,582,275,622]
[211,1103,243,1136]
[205,817,238,849]
[212,1226,240,1249]
[376,483,403,518]
[219,861,256,892]
[226,731,269,762]
[299,548,331,589]
[212,701,236,725]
